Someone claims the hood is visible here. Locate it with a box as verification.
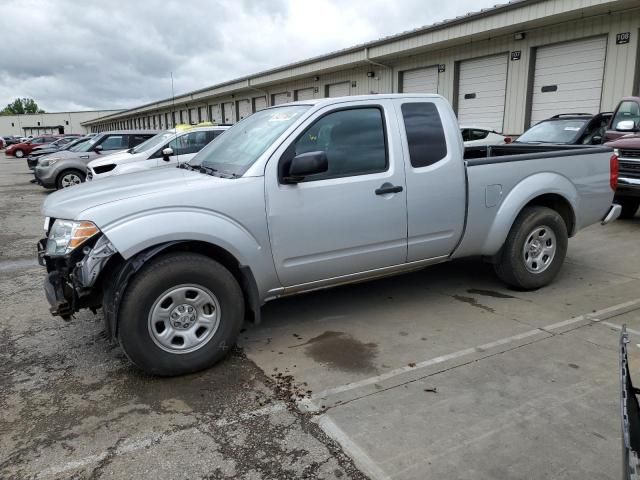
[606,134,640,149]
[42,168,212,220]
[88,150,143,168]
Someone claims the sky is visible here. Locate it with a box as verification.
[0,0,499,112]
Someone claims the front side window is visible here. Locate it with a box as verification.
[100,135,127,150]
[612,101,640,128]
[401,102,447,168]
[286,107,387,181]
[167,131,210,155]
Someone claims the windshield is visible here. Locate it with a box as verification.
[130,130,175,154]
[66,138,91,152]
[517,119,588,144]
[76,136,103,152]
[189,106,310,176]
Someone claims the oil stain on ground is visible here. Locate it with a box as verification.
[295,331,378,373]
[467,288,515,299]
[452,295,496,313]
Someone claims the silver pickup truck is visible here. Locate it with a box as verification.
[38,94,621,376]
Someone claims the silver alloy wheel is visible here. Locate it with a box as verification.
[522,225,556,274]
[14,150,24,158]
[60,173,82,188]
[148,284,221,354]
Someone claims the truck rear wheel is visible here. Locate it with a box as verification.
[618,198,639,219]
[494,206,568,290]
[117,252,244,376]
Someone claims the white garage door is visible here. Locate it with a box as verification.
[272,92,290,105]
[222,102,235,123]
[209,104,222,124]
[295,88,315,101]
[327,82,350,98]
[253,96,267,112]
[457,54,508,131]
[189,108,197,124]
[401,67,439,93]
[237,99,252,120]
[530,37,607,126]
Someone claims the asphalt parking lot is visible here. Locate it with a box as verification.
[1,152,640,479]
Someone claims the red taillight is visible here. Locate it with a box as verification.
[610,152,619,191]
[504,137,512,144]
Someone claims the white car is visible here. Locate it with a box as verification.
[460,126,511,147]
[86,124,229,181]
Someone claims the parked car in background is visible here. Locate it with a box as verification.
[87,124,229,181]
[38,94,619,375]
[3,136,22,146]
[34,130,157,189]
[515,113,612,146]
[27,136,92,170]
[605,134,640,219]
[603,97,640,143]
[0,137,4,149]
[460,126,511,147]
[5,135,61,158]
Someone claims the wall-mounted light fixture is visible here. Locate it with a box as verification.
[366,71,375,78]
[313,76,320,81]
[514,32,525,40]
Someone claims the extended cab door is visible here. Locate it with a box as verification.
[394,98,466,261]
[265,100,408,287]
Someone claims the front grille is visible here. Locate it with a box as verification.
[620,149,640,159]
[620,161,640,179]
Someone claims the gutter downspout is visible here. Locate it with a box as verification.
[364,47,393,93]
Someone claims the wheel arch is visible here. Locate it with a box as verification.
[479,172,578,257]
[101,240,262,340]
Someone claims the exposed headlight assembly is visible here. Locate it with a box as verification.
[45,220,100,256]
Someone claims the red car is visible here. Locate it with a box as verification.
[5,134,61,158]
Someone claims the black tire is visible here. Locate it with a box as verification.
[618,198,640,220]
[14,149,24,158]
[117,252,244,376]
[56,169,85,189]
[494,206,568,290]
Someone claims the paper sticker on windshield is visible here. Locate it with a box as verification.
[564,127,580,131]
[269,111,299,122]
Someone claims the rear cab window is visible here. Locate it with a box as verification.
[401,102,447,167]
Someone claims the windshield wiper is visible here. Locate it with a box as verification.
[198,165,219,176]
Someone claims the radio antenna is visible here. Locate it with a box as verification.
[171,72,181,168]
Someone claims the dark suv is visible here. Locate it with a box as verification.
[515,112,612,145]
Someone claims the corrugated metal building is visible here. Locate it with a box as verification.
[0,110,122,136]
[83,0,640,135]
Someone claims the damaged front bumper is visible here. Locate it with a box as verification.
[38,235,117,320]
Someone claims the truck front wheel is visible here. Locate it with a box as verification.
[494,206,568,290]
[117,252,244,376]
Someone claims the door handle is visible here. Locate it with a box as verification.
[375,183,403,195]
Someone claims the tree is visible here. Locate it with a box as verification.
[1,98,45,115]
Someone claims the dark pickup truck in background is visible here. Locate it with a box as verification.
[603,97,640,219]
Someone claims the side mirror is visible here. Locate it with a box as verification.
[283,151,328,184]
[591,135,603,145]
[162,147,174,161]
[616,120,637,132]
[93,144,103,153]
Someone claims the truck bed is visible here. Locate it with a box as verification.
[453,144,614,258]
